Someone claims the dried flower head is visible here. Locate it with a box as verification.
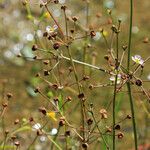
[99,109,108,119]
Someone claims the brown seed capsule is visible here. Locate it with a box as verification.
[17,54,22,57]
[29,117,34,122]
[78,93,85,99]
[14,141,20,147]
[122,45,128,51]
[2,102,8,108]
[87,118,93,126]
[52,84,58,90]
[83,75,90,81]
[7,93,13,99]
[111,25,118,33]
[61,5,67,10]
[48,35,53,40]
[38,107,47,115]
[43,60,49,65]
[43,31,48,37]
[82,143,89,149]
[117,132,124,139]
[33,55,37,60]
[35,73,40,77]
[89,84,94,90]
[32,44,38,51]
[65,130,70,136]
[72,16,78,22]
[14,119,20,125]
[34,87,40,93]
[5,130,9,135]
[44,70,50,76]
[135,79,142,86]
[37,130,42,136]
[68,67,73,72]
[127,114,132,119]
[104,55,109,60]
[53,97,59,104]
[53,43,60,50]
[51,32,58,38]
[11,135,17,141]
[100,109,108,119]
[115,124,121,130]
[143,37,149,43]
[54,0,59,4]
[106,126,112,133]
[66,96,72,101]
[90,30,96,38]
[59,117,65,126]
[70,29,74,34]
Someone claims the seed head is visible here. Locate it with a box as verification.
[72,16,78,22]
[34,87,40,93]
[117,132,124,139]
[14,141,20,147]
[7,93,13,99]
[82,143,89,149]
[14,119,20,125]
[135,79,142,86]
[32,44,38,51]
[87,118,93,126]
[44,70,50,76]
[53,42,60,50]
[90,30,96,38]
[38,107,47,115]
[115,124,121,130]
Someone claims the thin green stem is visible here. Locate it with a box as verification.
[90,111,109,149]
[127,0,133,71]
[112,74,117,150]
[127,0,138,149]
[127,83,138,150]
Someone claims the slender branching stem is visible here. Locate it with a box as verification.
[127,0,138,149]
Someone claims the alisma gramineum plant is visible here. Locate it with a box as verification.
[0,0,150,149]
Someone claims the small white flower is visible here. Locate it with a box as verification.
[40,0,47,5]
[50,128,58,135]
[53,9,61,17]
[93,32,102,41]
[36,30,43,38]
[132,55,144,65]
[132,26,139,34]
[26,33,34,41]
[40,136,47,142]
[104,0,114,9]
[32,123,41,130]
[59,0,66,4]
[110,74,121,84]
[4,50,15,59]
[147,74,150,80]
[46,25,58,34]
